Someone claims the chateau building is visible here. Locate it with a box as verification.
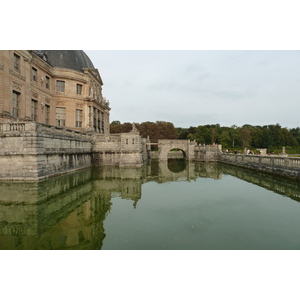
[0,50,148,180]
[0,50,110,133]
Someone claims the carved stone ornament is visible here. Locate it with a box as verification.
[12,81,22,91]
[32,92,39,99]
[91,69,101,81]
[56,101,65,106]
[76,103,83,108]
[45,97,51,103]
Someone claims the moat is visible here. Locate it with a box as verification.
[1,159,300,250]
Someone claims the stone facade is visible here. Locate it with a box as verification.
[0,121,150,180]
[0,51,149,180]
[92,127,148,167]
[0,50,110,133]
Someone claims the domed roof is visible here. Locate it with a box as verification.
[36,50,95,72]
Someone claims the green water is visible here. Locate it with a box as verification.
[1,160,300,250]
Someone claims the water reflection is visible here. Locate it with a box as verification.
[167,158,186,173]
[219,164,300,202]
[0,160,300,250]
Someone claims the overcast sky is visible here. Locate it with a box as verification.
[85,50,300,129]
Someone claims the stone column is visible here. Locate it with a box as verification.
[88,105,93,131]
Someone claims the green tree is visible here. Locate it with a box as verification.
[111,120,121,125]
[219,130,231,148]
[239,128,251,148]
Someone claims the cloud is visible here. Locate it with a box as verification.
[212,90,244,100]
[86,50,300,129]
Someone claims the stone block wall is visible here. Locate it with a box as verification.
[219,153,300,180]
[151,143,220,161]
[92,134,122,165]
[0,122,92,180]
[92,132,147,167]
[194,145,221,161]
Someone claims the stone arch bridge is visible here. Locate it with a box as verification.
[148,139,221,162]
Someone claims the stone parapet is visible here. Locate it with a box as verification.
[219,153,300,180]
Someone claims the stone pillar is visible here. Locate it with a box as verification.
[88,106,93,130]
[98,111,101,133]
[281,147,288,157]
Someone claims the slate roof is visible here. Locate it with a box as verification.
[35,50,95,72]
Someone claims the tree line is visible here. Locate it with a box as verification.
[110,121,178,142]
[110,121,300,154]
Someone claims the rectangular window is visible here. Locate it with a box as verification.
[31,100,38,121]
[45,76,50,89]
[56,107,66,126]
[101,112,104,132]
[13,53,20,72]
[12,90,19,117]
[76,109,82,127]
[45,105,50,124]
[93,107,97,130]
[32,67,37,82]
[76,84,82,95]
[56,80,65,92]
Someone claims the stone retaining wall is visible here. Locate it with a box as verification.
[0,122,150,180]
[3,122,300,181]
[92,132,148,167]
[195,145,221,161]
[219,153,300,180]
[0,122,93,180]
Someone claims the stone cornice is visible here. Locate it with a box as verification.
[84,97,110,110]
[83,68,103,85]
[30,84,54,98]
[9,69,25,81]
[51,70,88,84]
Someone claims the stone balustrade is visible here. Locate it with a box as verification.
[219,153,300,180]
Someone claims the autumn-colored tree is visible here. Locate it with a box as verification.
[110,121,178,142]
[137,121,178,142]
[110,120,122,133]
[110,121,133,133]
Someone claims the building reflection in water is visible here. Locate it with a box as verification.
[0,159,299,250]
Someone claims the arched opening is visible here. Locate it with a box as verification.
[167,148,186,173]
[167,148,186,160]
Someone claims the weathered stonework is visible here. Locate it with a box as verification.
[92,125,148,167]
[0,121,149,180]
[0,122,93,180]
[0,50,110,133]
[219,153,300,180]
[154,139,221,162]
[0,51,149,180]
